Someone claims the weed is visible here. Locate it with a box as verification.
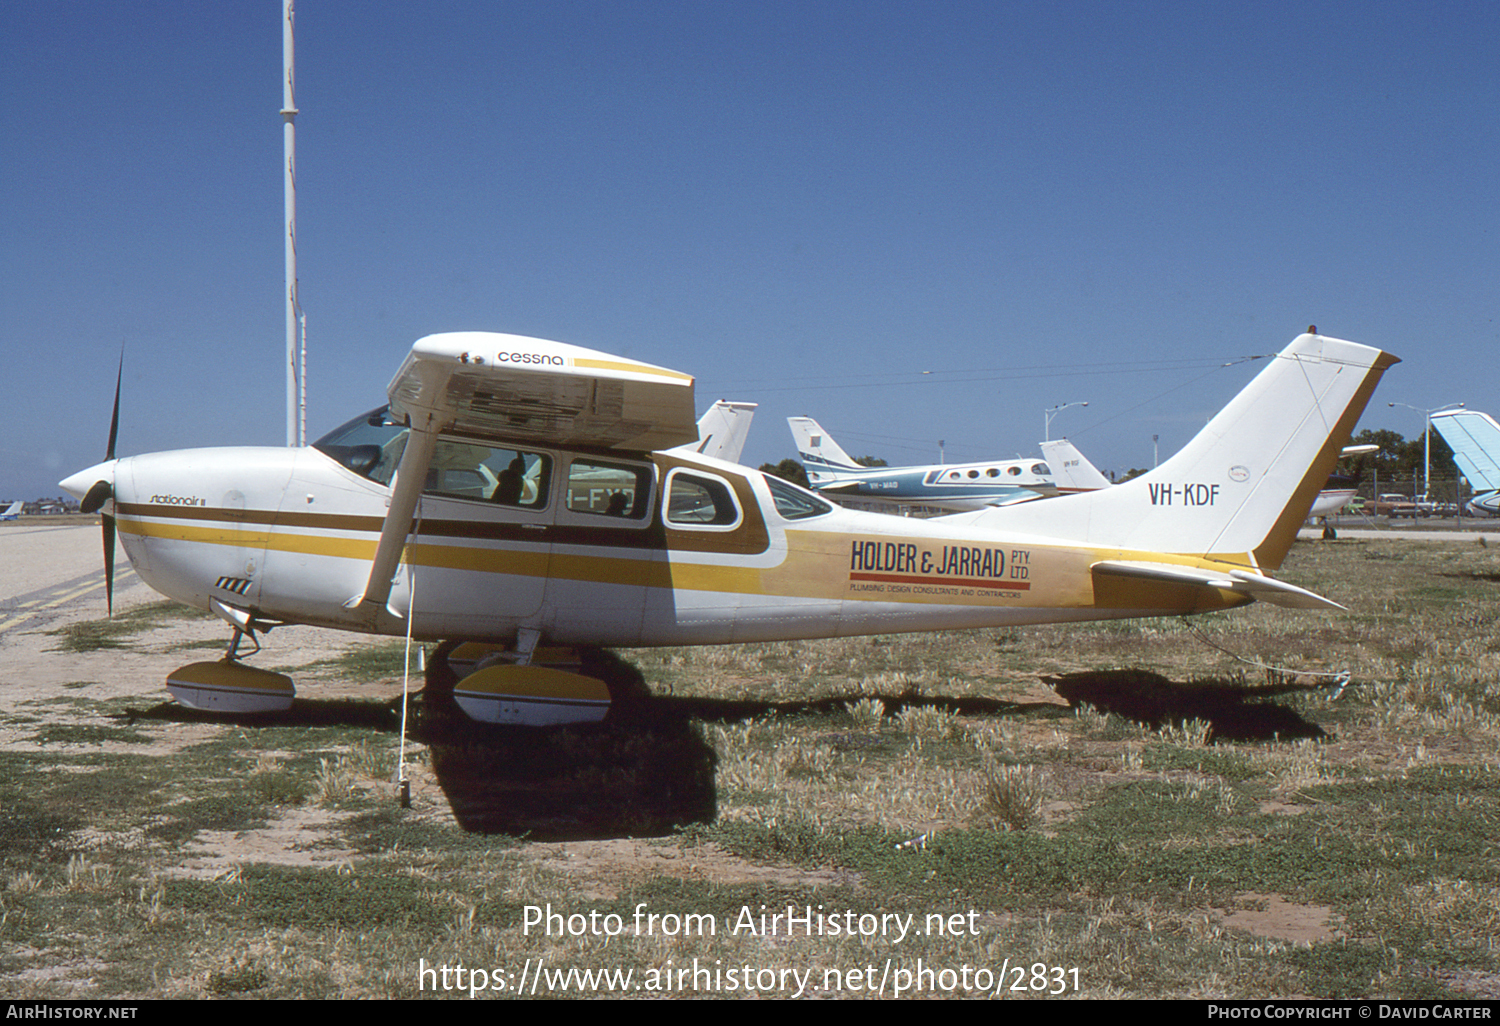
[975,762,1047,831]
[844,696,885,731]
[894,704,961,739]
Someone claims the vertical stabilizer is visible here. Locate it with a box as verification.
[951,333,1399,568]
[669,401,758,463]
[788,417,862,477]
[1039,439,1112,493]
[1430,410,1500,493]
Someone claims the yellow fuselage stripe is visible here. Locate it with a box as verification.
[118,514,1255,612]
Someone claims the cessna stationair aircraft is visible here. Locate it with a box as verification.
[61,328,1396,725]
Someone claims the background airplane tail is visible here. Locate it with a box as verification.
[954,332,1399,568]
[670,400,758,464]
[1430,410,1500,494]
[788,416,862,472]
[1039,439,1112,493]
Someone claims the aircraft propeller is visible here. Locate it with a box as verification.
[78,356,123,616]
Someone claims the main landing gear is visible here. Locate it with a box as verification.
[425,632,613,727]
[160,603,616,727]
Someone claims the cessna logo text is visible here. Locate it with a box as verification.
[497,351,565,366]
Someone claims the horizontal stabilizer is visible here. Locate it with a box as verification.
[1091,560,1346,611]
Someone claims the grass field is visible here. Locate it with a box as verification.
[2,537,1498,999]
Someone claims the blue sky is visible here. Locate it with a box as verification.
[4,1,1496,500]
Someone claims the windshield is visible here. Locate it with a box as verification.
[313,407,409,485]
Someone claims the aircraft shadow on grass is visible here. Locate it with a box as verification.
[123,657,1325,840]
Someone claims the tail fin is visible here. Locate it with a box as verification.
[1430,409,1500,493]
[671,400,758,463]
[788,417,862,474]
[956,332,1399,569]
[1039,439,1112,493]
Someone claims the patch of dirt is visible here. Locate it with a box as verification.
[162,805,363,879]
[530,837,860,900]
[1218,892,1342,945]
[1434,969,1500,1000]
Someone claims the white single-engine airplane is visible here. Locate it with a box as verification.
[0,501,23,521]
[61,329,1395,725]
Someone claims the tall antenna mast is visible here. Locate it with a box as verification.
[282,0,304,446]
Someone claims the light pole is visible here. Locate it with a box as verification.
[1045,401,1088,442]
[1388,401,1464,501]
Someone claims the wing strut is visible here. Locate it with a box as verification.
[356,408,443,616]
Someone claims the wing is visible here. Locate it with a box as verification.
[387,332,698,452]
[358,332,698,615]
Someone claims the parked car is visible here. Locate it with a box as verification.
[1373,494,1419,517]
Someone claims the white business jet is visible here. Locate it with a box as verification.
[789,417,1056,511]
[60,329,1395,725]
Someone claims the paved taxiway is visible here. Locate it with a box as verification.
[0,519,145,637]
[1297,523,1500,543]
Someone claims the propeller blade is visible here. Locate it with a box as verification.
[106,351,122,461]
[95,349,124,616]
[102,513,116,618]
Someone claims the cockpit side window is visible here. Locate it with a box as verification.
[313,407,408,486]
[666,470,742,528]
[425,439,550,507]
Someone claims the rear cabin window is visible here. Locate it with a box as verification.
[666,470,741,528]
[566,460,651,519]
